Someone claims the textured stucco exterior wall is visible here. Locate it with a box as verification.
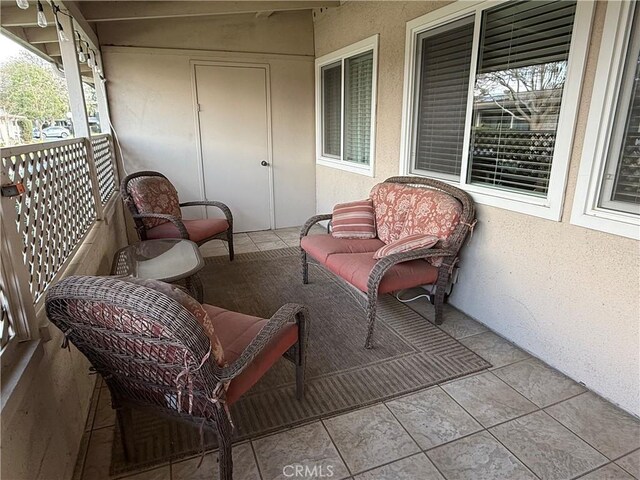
[97,10,315,56]
[100,11,316,229]
[314,1,640,415]
[1,203,128,480]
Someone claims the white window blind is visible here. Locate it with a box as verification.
[413,17,474,177]
[468,0,577,196]
[601,15,640,213]
[316,35,378,176]
[322,62,342,158]
[344,51,374,165]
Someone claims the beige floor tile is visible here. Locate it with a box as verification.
[386,387,482,449]
[120,466,170,480]
[256,240,288,251]
[546,392,640,459]
[232,233,255,246]
[252,422,350,480]
[616,449,640,478]
[427,431,536,480]
[233,243,261,254]
[490,411,607,480]
[323,404,419,474]
[247,230,281,243]
[459,331,530,368]
[93,388,116,430]
[172,443,260,480]
[354,453,444,480]
[580,463,635,479]
[72,430,92,480]
[85,386,101,432]
[493,357,586,408]
[442,372,537,428]
[82,427,115,480]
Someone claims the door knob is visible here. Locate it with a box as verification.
[261,161,269,166]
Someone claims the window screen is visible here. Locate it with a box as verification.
[468,0,577,196]
[413,17,474,177]
[322,62,342,157]
[344,51,374,165]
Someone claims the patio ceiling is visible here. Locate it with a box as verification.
[1,1,96,82]
[1,0,339,83]
[75,1,341,22]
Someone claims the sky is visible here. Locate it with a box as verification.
[0,33,36,64]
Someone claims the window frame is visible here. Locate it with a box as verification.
[399,0,595,221]
[315,34,379,177]
[571,1,640,239]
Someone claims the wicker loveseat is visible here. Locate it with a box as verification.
[300,176,475,348]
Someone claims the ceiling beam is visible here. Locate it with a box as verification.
[0,4,56,27]
[18,25,59,43]
[77,1,340,22]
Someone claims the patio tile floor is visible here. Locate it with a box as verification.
[75,227,640,480]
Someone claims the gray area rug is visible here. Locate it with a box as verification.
[111,247,490,474]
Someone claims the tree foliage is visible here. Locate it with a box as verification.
[475,61,566,130]
[0,52,69,127]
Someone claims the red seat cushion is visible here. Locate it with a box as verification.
[202,304,298,406]
[301,234,385,264]
[325,252,438,294]
[146,218,229,243]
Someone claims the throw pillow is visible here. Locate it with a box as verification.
[331,199,377,239]
[373,233,439,259]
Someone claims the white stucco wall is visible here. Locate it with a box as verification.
[313,1,640,415]
[100,11,316,229]
[1,202,128,480]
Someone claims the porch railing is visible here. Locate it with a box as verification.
[1,135,118,304]
[91,134,118,206]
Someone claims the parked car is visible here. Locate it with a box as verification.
[32,128,40,139]
[41,126,71,139]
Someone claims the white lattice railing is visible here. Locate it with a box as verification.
[1,135,118,303]
[91,134,118,206]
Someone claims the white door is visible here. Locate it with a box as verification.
[194,63,272,232]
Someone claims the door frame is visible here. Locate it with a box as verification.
[190,59,275,230]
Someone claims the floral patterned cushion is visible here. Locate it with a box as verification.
[128,176,182,230]
[120,277,225,367]
[369,183,415,243]
[399,188,462,243]
[369,183,462,267]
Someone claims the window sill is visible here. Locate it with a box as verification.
[317,157,374,177]
[1,338,44,424]
[570,209,639,240]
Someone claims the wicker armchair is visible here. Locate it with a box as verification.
[301,176,475,349]
[45,275,308,480]
[121,171,234,261]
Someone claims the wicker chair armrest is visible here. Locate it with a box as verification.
[179,201,233,226]
[366,248,456,292]
[132,213,189,239]
[300,214,332,238]
[219,303,307,381]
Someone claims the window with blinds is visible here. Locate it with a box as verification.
[344,51,374,165]
[467,0,577,196]
[316,35,377,174]
[322,62,342,158]
[413,17,474,178]
[600,10,640,214]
